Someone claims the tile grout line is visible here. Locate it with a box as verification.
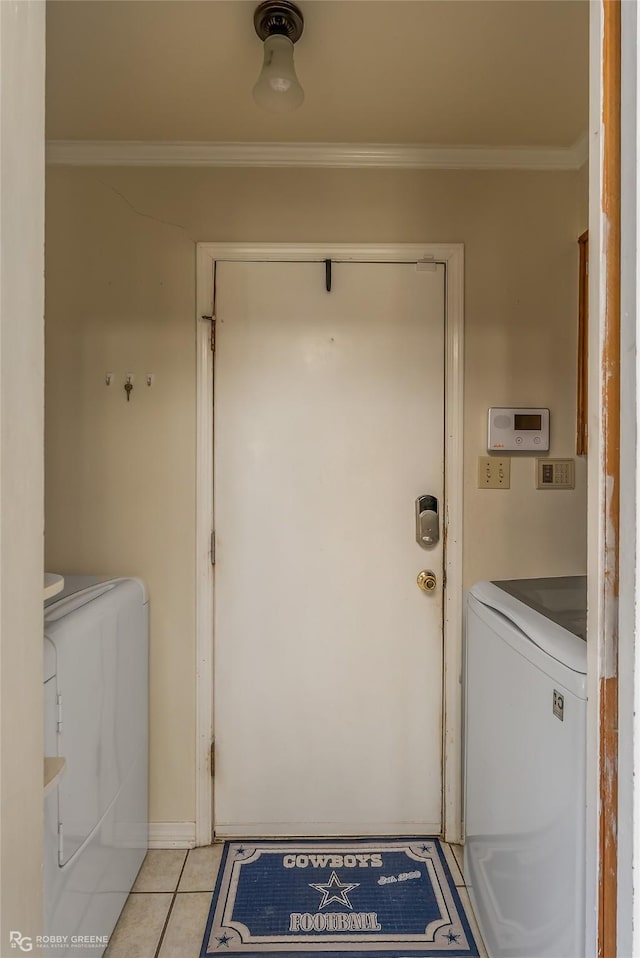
[131,889,180,894]
[152,892,177,958]
[175,846,193,891]
[153,850,191,958]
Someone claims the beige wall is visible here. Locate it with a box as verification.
[45,165,587,826]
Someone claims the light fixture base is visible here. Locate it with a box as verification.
[253,0,304,44]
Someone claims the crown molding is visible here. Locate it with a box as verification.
[46,135,588,171]
[570,132,589,169]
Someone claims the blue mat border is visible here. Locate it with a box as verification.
[200,837,480,958]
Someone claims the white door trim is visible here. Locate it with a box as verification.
[195,243,464,846]
[195,244,216,847]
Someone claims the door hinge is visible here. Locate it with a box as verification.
[210,530,216,565]
[210,740,215,778]
[58,822,64,862]
[56,693,63,734]
[202,314,216,352]
[416,256,437,272]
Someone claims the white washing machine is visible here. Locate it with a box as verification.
[44,577,149,958]
[464,576,587,958]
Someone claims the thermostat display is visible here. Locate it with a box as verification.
[488,407,550,451]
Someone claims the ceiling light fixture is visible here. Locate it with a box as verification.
[252,0,304,113]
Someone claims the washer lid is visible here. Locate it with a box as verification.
[492,575,586,640]
[469,577,587,675]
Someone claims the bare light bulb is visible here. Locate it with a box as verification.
[252,34,304,113]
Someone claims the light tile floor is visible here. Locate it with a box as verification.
[104,843,487,958]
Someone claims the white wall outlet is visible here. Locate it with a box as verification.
[478,455,511,489]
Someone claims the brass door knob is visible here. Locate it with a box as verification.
[417,570,437,592]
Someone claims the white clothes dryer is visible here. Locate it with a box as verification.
[43,577,149,958]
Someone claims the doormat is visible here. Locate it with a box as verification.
[201,839,480,957]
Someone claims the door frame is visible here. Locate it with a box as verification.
[194,243,464,846]
[589,2,623,955]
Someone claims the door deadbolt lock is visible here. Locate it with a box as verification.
[417,570,437,592]
[415,495,439,548]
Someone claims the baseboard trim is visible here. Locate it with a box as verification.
[148,822,197,848]
[214,824,443,839]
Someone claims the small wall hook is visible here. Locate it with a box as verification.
[325,259,332,292]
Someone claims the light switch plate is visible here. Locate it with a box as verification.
[536,458,575,489]
[478,456,511,489]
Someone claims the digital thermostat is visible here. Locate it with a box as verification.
[488,407,550,451]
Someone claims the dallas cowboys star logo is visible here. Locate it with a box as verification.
[216,932,232,947]
[444,931,461,943]
[309,870,360,910]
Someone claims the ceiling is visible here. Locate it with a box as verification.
[46,0,589,147]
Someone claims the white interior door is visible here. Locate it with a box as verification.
[214,260,445,837]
